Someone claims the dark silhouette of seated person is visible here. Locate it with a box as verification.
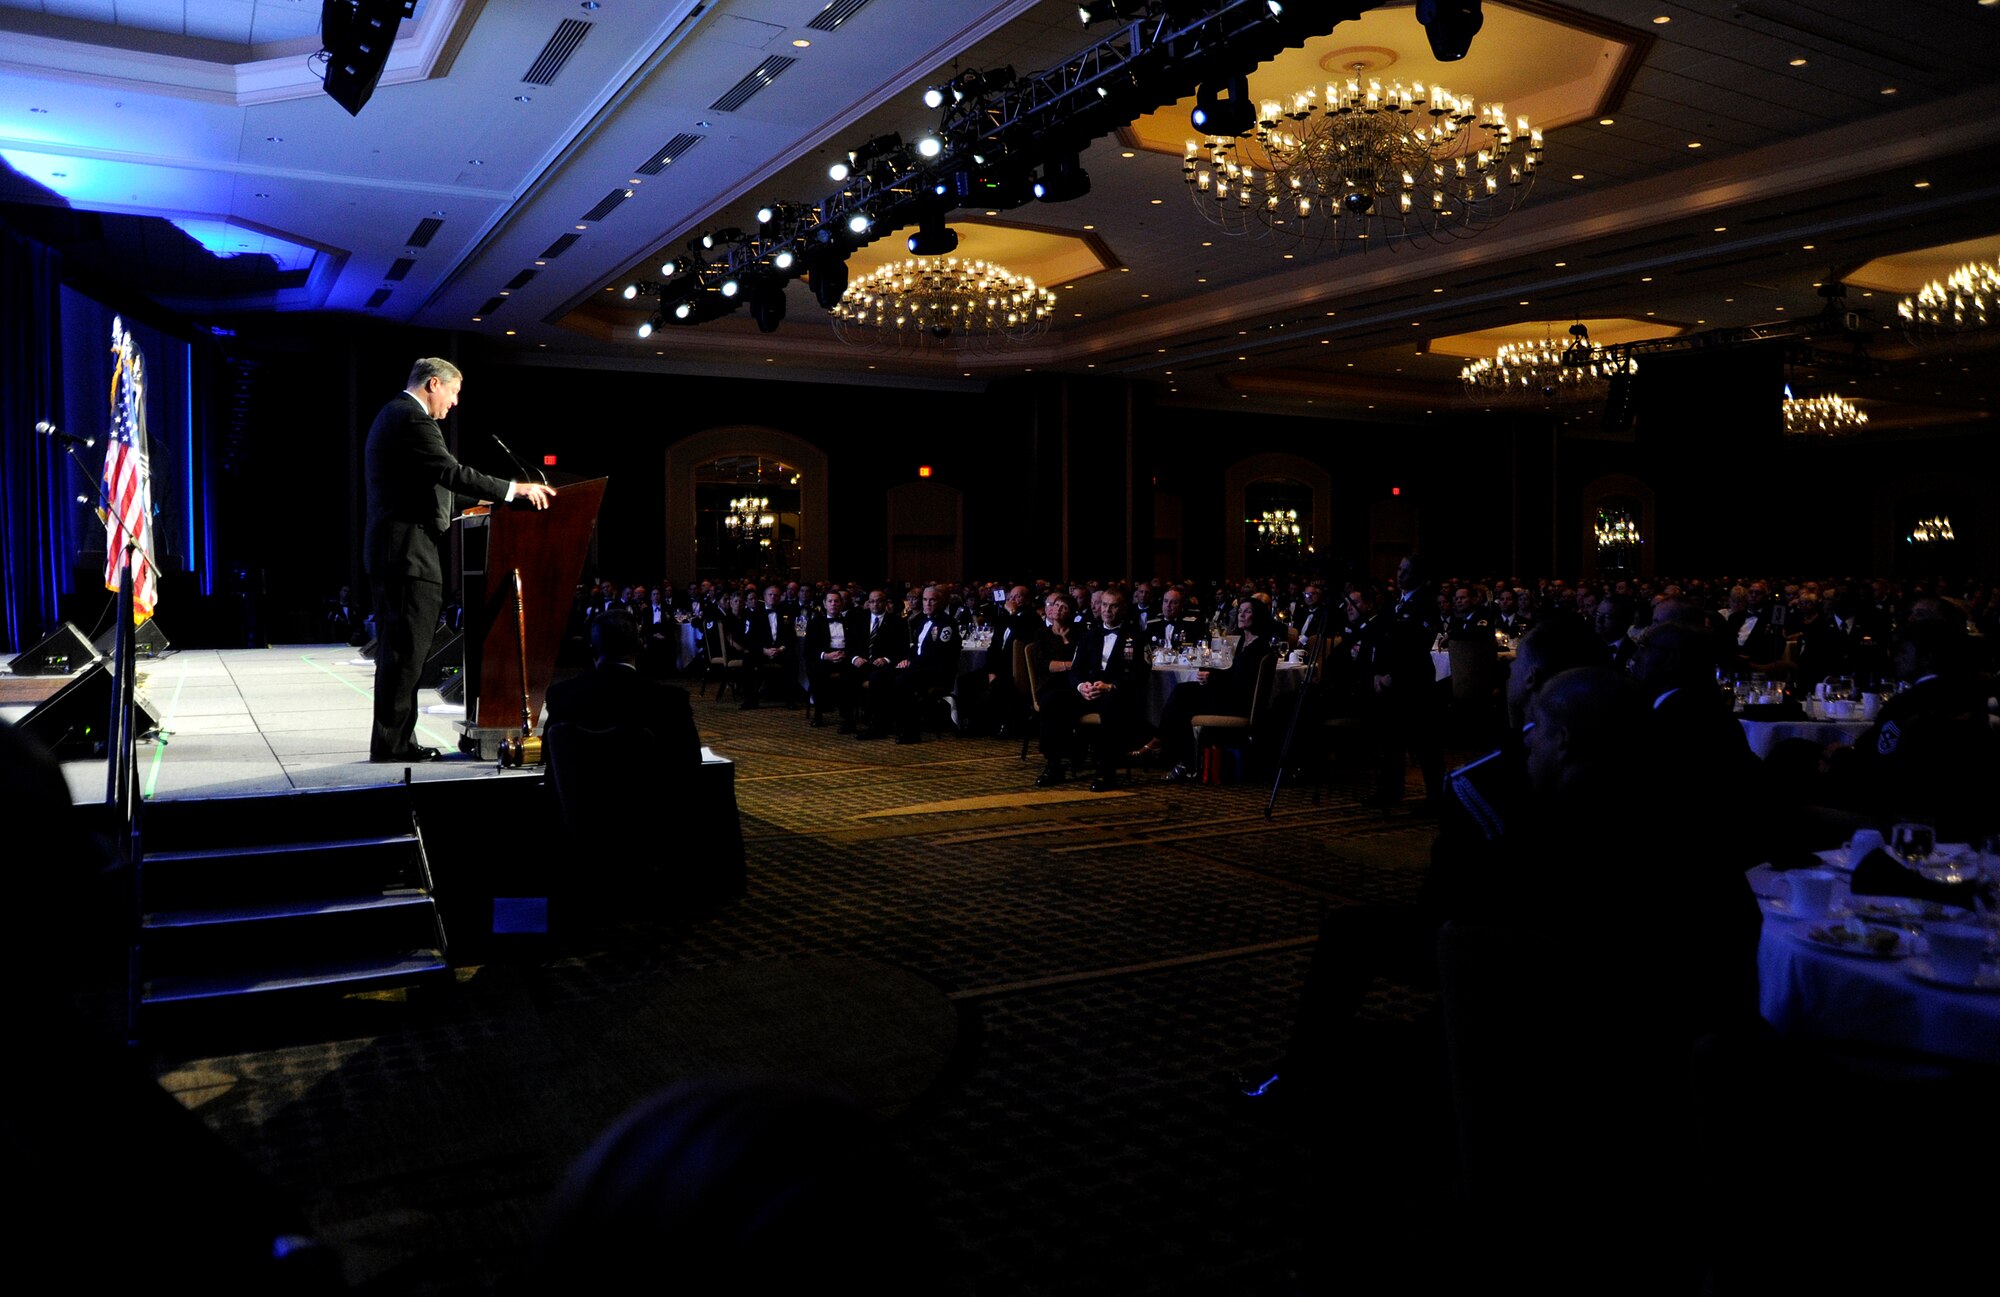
[543,611,700,765]
[534,1078,950,1294]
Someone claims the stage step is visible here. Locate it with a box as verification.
[132,782,450,1025]
[142,951,450,1006]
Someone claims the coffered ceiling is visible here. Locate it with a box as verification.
[2,0,1996,427]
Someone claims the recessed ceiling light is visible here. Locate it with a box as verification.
[1083,223,1095,229]
[1554,261,1566,267]
[505,329,517,336]
[1641,276,1652,282]
[471,317,482,322]
[984,210,997,216]
[1149,199,1162,204]
[1598,117,1614,126]
[792,38,811,47]
[1789,57,1808,66]
[265,135,283,142]
[575,224,587,230]
[1433,287,1444,293]
[1802,243,1815,249]
[514,95,532,103]
[1196,277,1206,282]
[1880,87,1898,95]
[1570,173,1585,180]
[1687,141,1702,148]
[1913,180,1931,188]
[1517,300,1529,305]
[1121,151,1134,158]
[254,191,269,198]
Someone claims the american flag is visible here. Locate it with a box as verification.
[101,317,158,622]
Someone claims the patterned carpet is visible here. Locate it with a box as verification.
[146,688,1448,1295]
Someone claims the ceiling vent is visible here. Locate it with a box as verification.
[405,216,444,247]
[807,0,873,32]
[523,19,593,86]
[385,257,415,282]
[637,133,704,176]
[579,188,634,223]
[365,288,392,309]
[503,269,537,291]
[710,56,796,113]
[477,295,507,315]
[541,232,581,259]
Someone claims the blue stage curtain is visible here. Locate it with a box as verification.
[0,226,69,653]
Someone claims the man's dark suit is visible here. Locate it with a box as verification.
[739,602,798,706]
[364,390,512,759]
[1043,622,1149,781]
[543,662,700,769]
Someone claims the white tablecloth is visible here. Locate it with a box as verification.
[1739,717,1873,760]
[1748,862,1999,1066]
[1145,659,1308,727]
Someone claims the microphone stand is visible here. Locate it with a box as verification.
[1264,621,1334,820]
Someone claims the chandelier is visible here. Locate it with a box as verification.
[1907,516,1955,544]
[831,257,1055,350]
[1461,325,1634,404]
[1184,77,1540,253]
[1594,509,1643,551]
[1782,392,1868,437]
[1896,258,1998,336]
[1253,509,1303,548]
[724,496,776,549]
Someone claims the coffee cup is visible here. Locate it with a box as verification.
[1847,828,1886,863]
[1825,698,1854,718]
[1860,693,1880,717]
[1926,923,1988,984]
[1781,870,1837,919]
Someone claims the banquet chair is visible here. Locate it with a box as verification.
[1015,641,1042,761]
[1189,653,1275,780]
[702,624,743,700]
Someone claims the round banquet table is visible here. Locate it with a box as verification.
[1144,657,1309,726]
[1748,859,1999,1067]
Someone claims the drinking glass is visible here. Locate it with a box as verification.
[1891,822,1936,873]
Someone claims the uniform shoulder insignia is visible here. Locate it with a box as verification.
[1876,720,1900,755]
[937,624,954,643]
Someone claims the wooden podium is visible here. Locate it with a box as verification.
[454,477,605,758]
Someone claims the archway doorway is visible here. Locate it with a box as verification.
[693,455,803,583]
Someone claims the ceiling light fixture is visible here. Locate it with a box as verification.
[1896,256,1999,339]
[832,258,1055,351]
[1460,323,1634,404]
[1185,77,1541,255]
[1782,391,1867,437]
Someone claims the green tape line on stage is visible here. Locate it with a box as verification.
[299,652,454,749]
[141,654,194,801]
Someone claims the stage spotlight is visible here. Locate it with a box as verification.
[916,133,944,159]
[908,216,959,256]
[673,299,694,320]
[847,211,872,235]
[1033,154,1091,202]
[757,204,776,225]
[749,284,787,333]
[829,160,851,182]
[1078,2,1130,26]
[1416,0,1484,62]
[1192,76,1254,136]
[661,258,679,275]
[772,248,796,271]
[700,231,716,249]
[923,85,946,109]
[720,277,740,298]
[621,283,640,300]
[637,317,656,339]
[809,257,850,310]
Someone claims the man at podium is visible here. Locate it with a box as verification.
[364,358,555,762]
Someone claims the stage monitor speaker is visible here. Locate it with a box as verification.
[18,662,161,759]
[92,618,171,660]
[8,622,101,676]
[419,630,463,689]
[437,670,465,705]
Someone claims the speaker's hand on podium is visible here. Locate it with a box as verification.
[514,481,558,510]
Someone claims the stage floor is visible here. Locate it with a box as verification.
[7,645,544,804]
